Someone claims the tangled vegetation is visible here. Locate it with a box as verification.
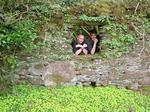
[0,1,149,111]
[0,0,150,66]
[0,0,150,90]
[0,85,150,112]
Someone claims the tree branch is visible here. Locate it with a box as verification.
[134,2,140,15]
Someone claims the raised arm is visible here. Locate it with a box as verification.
[91,38,98,55]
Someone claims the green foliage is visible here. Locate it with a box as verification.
[68,0,150,17]
[68,0,113,16]
[123,0,150,15]
[100,21,136,58]
[135,17,150,34]
[102,34,135,49]
[0,19,37,89]
[0,84,150,112]
[5,55,17,69]
[0,19,37,67]
[0,20,37,51]
[0,0,66,87]
[119,34,136,45]
[0,0,149,63]
[104,23,129,35]
[0,0,150,88]
[79,15,107,23]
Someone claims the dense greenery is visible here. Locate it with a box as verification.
[0,85,150,112]
[0,2,149,111]
[0,0,150,89]
[0,0,150,63]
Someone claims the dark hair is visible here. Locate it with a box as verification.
[89,30,97,35]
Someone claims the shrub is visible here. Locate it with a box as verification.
[100,21,136,58]
[0,19,37,67]
[0,19,37,89]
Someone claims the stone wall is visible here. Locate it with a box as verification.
[14,54,150,90]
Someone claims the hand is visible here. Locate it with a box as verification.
[83,44,87,48]
[93,38,98,43]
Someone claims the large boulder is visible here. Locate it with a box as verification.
[15,61,76,87]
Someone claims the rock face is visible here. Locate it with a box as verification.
[15,61,76,87]
[15,54,150,90]
[42,61,76,86]
[69,55,150,90]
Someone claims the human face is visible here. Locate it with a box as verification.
[77,35,84,44]
[90,33,97,40]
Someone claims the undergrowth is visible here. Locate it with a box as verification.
[0,84,150,112]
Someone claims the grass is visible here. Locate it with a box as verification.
[0,84,150,112]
